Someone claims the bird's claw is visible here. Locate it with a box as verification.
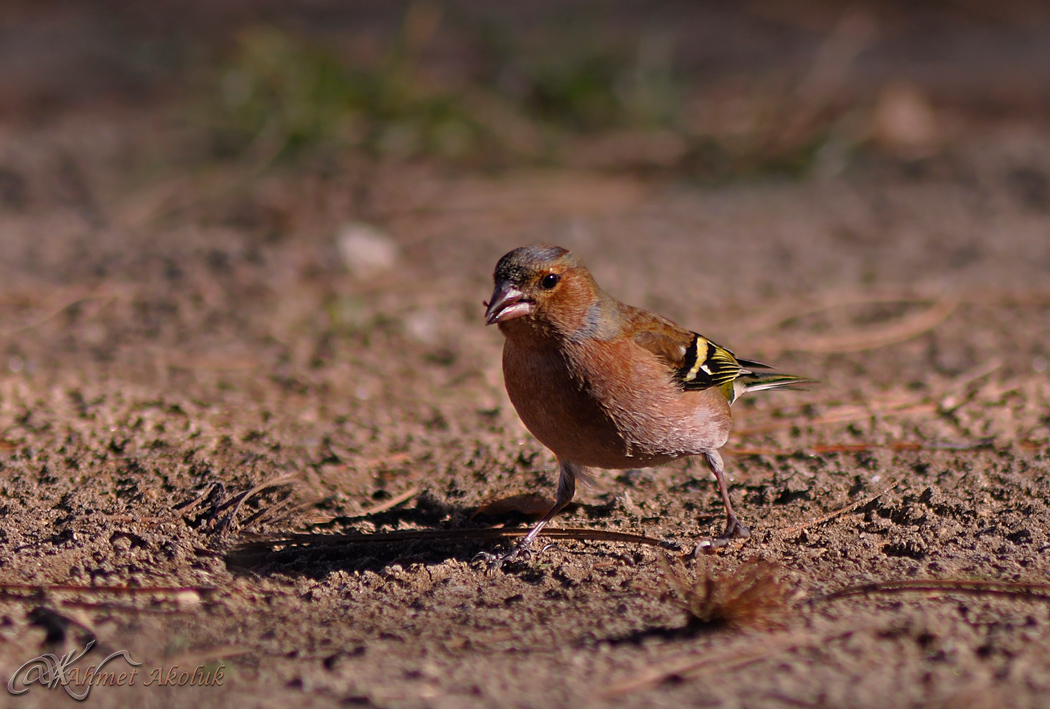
[723,517,751,540]
[471,550,501,566]
[472,540,536,572]
[690,518,752,556]
[690,537,730,556]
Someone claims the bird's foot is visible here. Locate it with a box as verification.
[722,515,751,540]
[472,539,536,572]
[690,537,730,555]
[690,517,751,556]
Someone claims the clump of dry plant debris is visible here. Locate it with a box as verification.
[658,556,797,630]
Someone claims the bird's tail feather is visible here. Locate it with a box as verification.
[723,372,815,405]
[735,357,773,370]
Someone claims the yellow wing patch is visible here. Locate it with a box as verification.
[676,334,746,391]
[681,336,710,382]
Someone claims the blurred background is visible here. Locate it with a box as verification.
[1,0,1048,493]
[1,7,1050,703]
[3,0,1049,171]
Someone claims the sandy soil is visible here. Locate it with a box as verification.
[2,3,1050,708]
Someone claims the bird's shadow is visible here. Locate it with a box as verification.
[222,490,581,579]
[227,497,493,578]
[222,490,676,580]
[589,618,731,647]
[226,535,486,579]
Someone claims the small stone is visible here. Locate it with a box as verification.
[336,222,399,277]
[404,309,440,344]
[871,82,940,157]
[175,590,202,608]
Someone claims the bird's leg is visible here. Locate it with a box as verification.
[705,450,751,540]
[479,459,580,570]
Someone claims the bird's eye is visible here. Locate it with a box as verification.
[540,273,560,290]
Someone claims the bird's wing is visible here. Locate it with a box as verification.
[626,309,753,393]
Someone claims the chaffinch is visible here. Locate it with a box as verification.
[481,244,810,566]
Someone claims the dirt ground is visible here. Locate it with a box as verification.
[2,3,1050,708]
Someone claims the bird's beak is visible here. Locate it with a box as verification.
[484,283,532,325]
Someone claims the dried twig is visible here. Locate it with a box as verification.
[739,288,951,336]
[0,582,214,597]
[0,291,119,338]
[794,10,878,104]
[736,356,1006,437]
[239,494,326,530]
[167,645,254,667]
[786,298,957,354]
[729,440,993,456]
[175,481,226,518]
[305,486,420,527]
[360,486,419,516]
[49,600,204,615]
[775,482,898,536]
[822,578,1050,603]
[217,474,301,534]
[734,400,936,436]
[938,358,1003,412]
[598,632,823,698]
[234,526,669,554]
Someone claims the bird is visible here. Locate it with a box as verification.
[480,244,810,567]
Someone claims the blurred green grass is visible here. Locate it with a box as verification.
[209,8,488,164]
[201,3,866,177]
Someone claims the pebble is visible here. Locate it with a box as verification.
[336,222,399,277]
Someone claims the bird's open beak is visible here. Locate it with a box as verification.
[484,284,532,325]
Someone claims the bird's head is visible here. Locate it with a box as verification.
[484,244,600,337]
